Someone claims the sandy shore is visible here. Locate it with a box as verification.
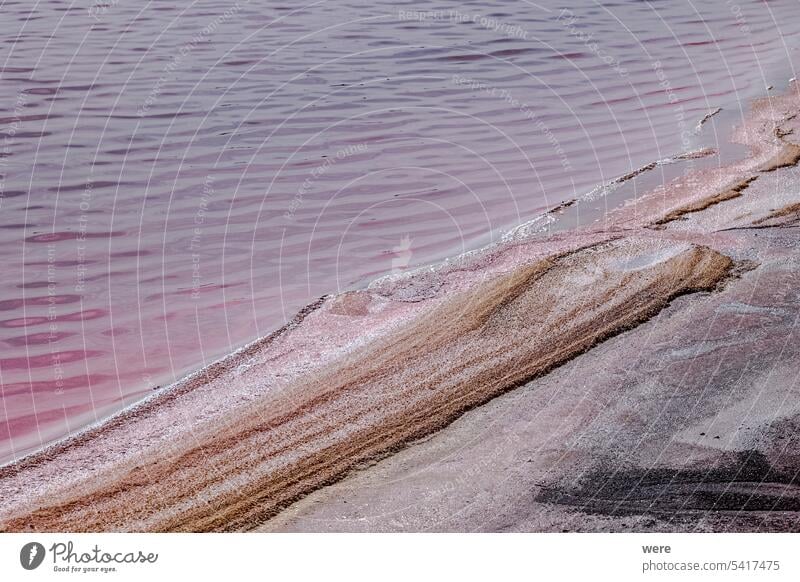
[2,83,800,532]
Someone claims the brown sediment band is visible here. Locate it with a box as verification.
[0,239,732,532]
[752,202,800,226]
[758,141,800,172]
[653,177,758,225]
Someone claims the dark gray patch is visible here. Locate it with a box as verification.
[536,451,800,523]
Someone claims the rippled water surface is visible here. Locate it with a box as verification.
[2,0,800,462]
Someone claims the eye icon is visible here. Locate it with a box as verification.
[20,542,46,570]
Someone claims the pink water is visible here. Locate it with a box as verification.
[1,0,799,464]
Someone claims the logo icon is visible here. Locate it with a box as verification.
[20,542,46,570]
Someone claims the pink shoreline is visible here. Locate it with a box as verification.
[2,82,800,531]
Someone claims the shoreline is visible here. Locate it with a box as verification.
[2,81,800,532]
[0,110,725,472]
